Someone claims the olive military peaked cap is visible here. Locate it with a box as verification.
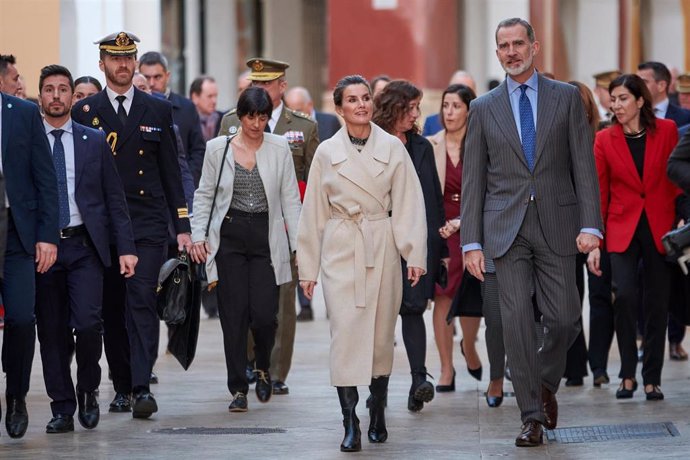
[593,70,622,88]
[94,31,140,56]
[676,73,690,94]
[246,58,290,81]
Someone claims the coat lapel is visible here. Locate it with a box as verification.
[1,94,14,164]
[119,89,146,146]
[273,107,292,134]
[72,123,88,189]
[91,90,119,134]
[488,82,526,166]
[332,125,388,208]
[534,74,558,166]
[610,125,643,188]
[406,133,425,172]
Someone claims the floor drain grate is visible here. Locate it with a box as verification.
[153,427,287,435]
[546,422,679,444]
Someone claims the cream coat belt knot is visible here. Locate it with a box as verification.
[330,206,391,307]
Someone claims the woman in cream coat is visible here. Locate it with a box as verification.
[190,87,301,413]
[297,75,427,453]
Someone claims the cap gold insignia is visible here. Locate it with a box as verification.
[115,32,131,47]
[229,126,238,134]
[92,117,100,126]
[83,104,90,112]
[252,60,264,72]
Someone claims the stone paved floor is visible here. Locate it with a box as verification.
[1,281,689,459]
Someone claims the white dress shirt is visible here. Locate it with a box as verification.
[269,101,283,133]
[106,85,135,115]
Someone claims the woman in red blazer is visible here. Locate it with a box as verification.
[588,74,680,401]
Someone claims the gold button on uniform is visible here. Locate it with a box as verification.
[139,149,144,155]
[139,190,145,196]
[138,170,144,175]
[113,151,117,156]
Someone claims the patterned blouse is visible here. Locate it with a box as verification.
[229,162,269,213]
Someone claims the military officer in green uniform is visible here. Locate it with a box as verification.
[218,58,318,395]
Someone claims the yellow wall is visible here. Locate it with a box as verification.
[0,0,61,98]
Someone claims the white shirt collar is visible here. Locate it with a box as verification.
[43,118,73,135]
[106,85,135,104]
[654,98,669,118]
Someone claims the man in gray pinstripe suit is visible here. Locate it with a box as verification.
[461,18,603,447]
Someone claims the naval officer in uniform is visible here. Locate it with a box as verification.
[219,58,318,395]
[72,31,192,419]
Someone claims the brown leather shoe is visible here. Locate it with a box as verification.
[515,421,544,447]
[542,385,558,430]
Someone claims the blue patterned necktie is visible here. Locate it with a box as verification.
[51,129,71,229]
[519,84,536,172]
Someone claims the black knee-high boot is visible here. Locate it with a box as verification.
[368,376,389,443]
[336,386,361,452]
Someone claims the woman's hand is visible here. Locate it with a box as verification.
[408,266,425,287]
[439,219,460,239]
[300,280,317,300]
[587,247,602,276]
[190,241,210,264]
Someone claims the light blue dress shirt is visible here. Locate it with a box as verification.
[44,119,83,227]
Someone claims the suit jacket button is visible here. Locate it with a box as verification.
[139,190,145,196]
[139,170,144,175]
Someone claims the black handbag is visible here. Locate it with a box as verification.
[156,251,192,325]
[662,222,690,273]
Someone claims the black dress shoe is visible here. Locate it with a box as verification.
[296,307,314,322]
[541,385,558,430]
[46,414,74,433]
[408,369,434,412]
[615,379,637,399]
[435,369,456,392]
[645,385,664,401]
[565,377,584,387]
[109,392,131,413]
[228,392,248,413]
[5,395,28,439]
[272,381,289,395]
[149,372,159,384]
[246,364,257,385]
[515,421,543,447]
[132,391,158,419]
[592,370,610,387]
[255,370,273,403]
[486,391,504,408]
[77,390,100,429]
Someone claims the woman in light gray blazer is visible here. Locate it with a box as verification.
[190,87,301,413]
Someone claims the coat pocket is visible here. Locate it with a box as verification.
[483,198,507,211]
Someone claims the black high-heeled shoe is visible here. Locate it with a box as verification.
[435,369,456,392]
[486,391,504,408]
[460,339,483,381]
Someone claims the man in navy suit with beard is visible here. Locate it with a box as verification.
[0,54,59,439]
[35,64,137,434]
[72,31,191,420]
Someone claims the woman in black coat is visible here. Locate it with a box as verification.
[373,80,448,412]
